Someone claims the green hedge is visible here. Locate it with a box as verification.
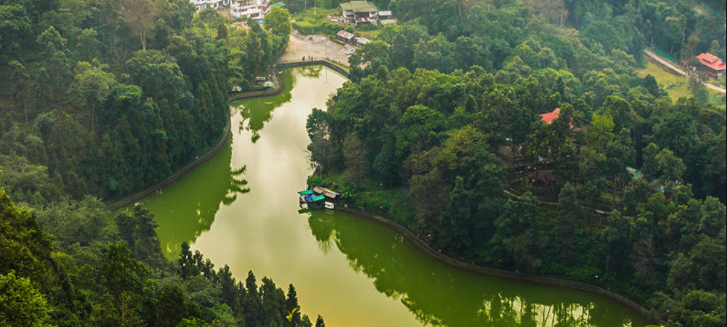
[293,21,353,36]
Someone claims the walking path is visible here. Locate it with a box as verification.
[643,48,726,93]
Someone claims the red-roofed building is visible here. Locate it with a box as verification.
[696,53,726,78]
[539,108,561,124]
[539,108,579,129]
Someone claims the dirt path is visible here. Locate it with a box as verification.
[643,48,726,93]
[277,30,353,65]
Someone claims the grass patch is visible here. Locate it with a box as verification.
[292,8,382,39]
[292,9,351,36]
[637,60,725,104]
[355,30,379,39]
[637,61,685,87]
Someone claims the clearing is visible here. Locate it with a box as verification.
[277,30,353,66]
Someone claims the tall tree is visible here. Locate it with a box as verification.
[117,0,160,50]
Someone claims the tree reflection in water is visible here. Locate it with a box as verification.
[235,69,296,142]
[221,165,250,205]
[298,65,323,78]
[133,138,250,259]
[306,211,644,327]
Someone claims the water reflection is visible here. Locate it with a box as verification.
[235,70,297,142]
[143,66,647,327]
[306,211,643,327]
[135,138,250,258]
[298,65,323,78]
[222,165,250,205]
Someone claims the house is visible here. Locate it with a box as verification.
[190,0,230,11]
[497,145,529,170]
[340,1,378,26]
[231,0,271,19]
[378,10,392,19]
[378,10,396,26]
[539,107,561,124]
[525,170,558,183]
[336,30,356,43]
[696,53,726,78]
[355,37,371,47]
[539,107,578,129]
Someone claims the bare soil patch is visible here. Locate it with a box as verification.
[278,30,353,65]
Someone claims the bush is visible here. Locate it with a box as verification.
[293,21,353,36]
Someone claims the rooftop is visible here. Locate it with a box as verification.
[340,1,378,13]
[539,108,560,124]
[539,107,574,128]
[697,53,726,71]
[336,30,356,40]
[357,37,371,45]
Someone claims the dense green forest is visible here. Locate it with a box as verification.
[306,0,727,326]
[1,189,323,327]
[1,0,725,326]
[0,0,318,326]
[0,0,290,201]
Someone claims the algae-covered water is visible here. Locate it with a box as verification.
[127,66,649,327]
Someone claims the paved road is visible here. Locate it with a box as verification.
[643,48,726,94]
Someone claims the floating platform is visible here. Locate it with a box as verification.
[298,186,340,210]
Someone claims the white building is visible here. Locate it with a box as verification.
[230,0,271,19]
[190,0,230,11]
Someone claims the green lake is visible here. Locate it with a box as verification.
[128,66,649,327]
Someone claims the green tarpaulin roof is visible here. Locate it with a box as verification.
[340,1,378,13]
[271,2,285,7]
[298,190,314,195]
[309,195,325,202]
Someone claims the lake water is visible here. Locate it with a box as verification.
[129,66,649,327]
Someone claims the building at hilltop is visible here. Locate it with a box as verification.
[230,0,271,19]
[190,0,273,19]
[340,1,378,26]
[190,0,230,11]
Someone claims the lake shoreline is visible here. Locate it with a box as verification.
[107,64,655,326]
[106,60,347,211]
[336,205,656,324]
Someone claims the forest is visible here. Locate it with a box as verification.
[0,0,291,202]
[0,0,725,326]
[305,0,726,326]
[0,0,315,326]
